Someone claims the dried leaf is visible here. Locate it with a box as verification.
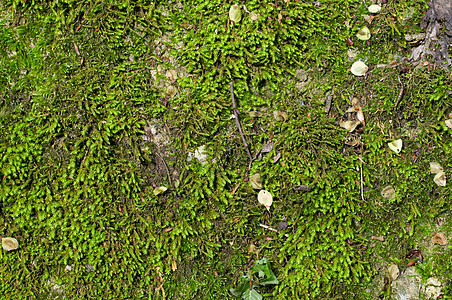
[381,185,396,200]
[166,85,177,97]
[2,237,19,251]
[388,263,399,281]
[273,110,288,121]
[250,173,263,189]
[153,186,168,196]
[73,43,80,56]
[368,4,382,13]
[356,108,365,125]
[258,190,273,211]
[347,49,358,58]
[294,185,312,192]
[432,232,448,245]
[371,235,385,241]
[340,120,361,132]
[445,119,452,129]
[350,61,368,76]
[273,152,281,163]
[171,260,178,271]
[229,4,242,23]
[261,143,274,153]
[388,139,403,153]
[362,14,376,24]
[433,171,446,186]
[278,220,288,230]
[248,242,257,254]
[249,12,260,22]
[166,69,178,81]
[356,26,371,41]
[430,162,443,174]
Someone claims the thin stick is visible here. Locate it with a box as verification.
[358,154,366,203]
[360,161,364,202]
[230,82,253,163]
[155,152,172,186]
[394,76,405,108]
[259,224,289,238]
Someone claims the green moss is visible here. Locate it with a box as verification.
[1,0,452,299]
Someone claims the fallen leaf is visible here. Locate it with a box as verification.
[229,4,242,23]
[273,110,288,121]
[362,14,376,24]
[171,260,178,271]
[368,4,382,13]
[166,85,177,97]
[250,173,263,189]
[73,43,80,56]
[2,237,19,251]
[381,185,396,200]
[273,152,281,163]
[356,26,371,41]
[294,185,312,192]
[350,61,368,76]
[356,108,365,125]
[153,186,168,196]
[249,242,257,254]
[371,235,385,241]
[430,162,443,174]
[254,142,274,161]
[388,139,403,153]
[278,220,288,230]
[258,190,273,211]
[347,49,359,58]
[166,69,177,81]
[388,263,399,281]
[249,12,260,22]
[432,232,448,245]
[433,171,446,186]
[340,120,361,132]
[345,36,353,46]
[445,119,452,129]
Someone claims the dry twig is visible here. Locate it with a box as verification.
[394,76,405,108]
[230,82,253,173]
[259,224,289,237]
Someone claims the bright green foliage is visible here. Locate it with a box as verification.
[231,258,278,299]
[1,0,452,299]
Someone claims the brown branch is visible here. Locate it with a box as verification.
[230,82,253,165]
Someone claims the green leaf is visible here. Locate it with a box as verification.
[230,280,251,297]
[251,258,279,285]
[241,288,262,300]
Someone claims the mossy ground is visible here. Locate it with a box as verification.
[0,0,451,299]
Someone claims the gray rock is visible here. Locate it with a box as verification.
[391,267,421,300]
